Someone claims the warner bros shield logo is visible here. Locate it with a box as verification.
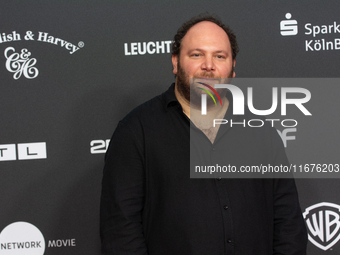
[303,202,340,251]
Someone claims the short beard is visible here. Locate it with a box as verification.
[175,60,234,104]
[176,61,191,103]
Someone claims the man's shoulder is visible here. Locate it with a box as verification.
[123,94,163,122]
[120,84,176,127]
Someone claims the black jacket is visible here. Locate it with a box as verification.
[100,84,307,255]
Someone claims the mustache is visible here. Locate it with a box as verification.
[193,72,220,79]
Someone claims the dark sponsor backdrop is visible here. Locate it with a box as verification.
[0,1,339,254]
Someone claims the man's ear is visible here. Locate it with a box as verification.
[232,59,236,78]
[172,54,178,75]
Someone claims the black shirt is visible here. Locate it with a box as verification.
[100,83,307,255]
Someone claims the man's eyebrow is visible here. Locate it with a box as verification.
[188,49,229,54]
[214,50,229,55]
[188,48,204,53]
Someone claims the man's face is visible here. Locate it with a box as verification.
[172,21,235,103]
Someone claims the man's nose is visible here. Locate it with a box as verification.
[201,56,215,71]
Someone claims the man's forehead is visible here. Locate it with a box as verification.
[186,21,228,38]
[181,21,231,50]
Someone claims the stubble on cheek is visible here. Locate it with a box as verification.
[176,61,191,103]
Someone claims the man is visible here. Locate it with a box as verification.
[100,14,307,255]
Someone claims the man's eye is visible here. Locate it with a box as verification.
[192,53,201,57]
[216,55,225,59]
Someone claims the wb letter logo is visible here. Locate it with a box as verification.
[303,202,340,251]
[4,47,39,80]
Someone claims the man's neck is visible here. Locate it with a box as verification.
[174,82,230,143]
